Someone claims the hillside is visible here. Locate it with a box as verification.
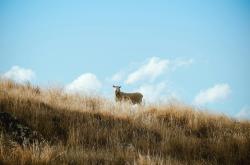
[0,80,249,165]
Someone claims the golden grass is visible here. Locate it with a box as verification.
[0,80,249,165]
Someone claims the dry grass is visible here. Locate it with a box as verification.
[0,80,249,165]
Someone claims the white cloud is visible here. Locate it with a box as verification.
[109,57,194,85]
[111,71,125,82]
[236,106,250,120]
[1,65,35,83]
[193,83,231,105]
[172,58,194,70]
[137,82,176,103]
[125,57,169,84]
[65,73,102,94]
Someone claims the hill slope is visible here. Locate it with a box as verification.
[0,80,249,165]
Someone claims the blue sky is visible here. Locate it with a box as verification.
[0,0,249,119]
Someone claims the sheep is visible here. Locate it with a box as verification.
[112,85,143,104]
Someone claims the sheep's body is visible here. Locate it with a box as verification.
[113,85,143,104]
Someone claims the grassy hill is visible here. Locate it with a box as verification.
[0,80,249,165]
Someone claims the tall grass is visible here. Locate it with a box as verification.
[0,80,249,164]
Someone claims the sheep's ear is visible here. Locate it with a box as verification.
[112,85,115,88]
[119,86,121,88]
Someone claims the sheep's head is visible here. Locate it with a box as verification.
[113,85,121,95]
